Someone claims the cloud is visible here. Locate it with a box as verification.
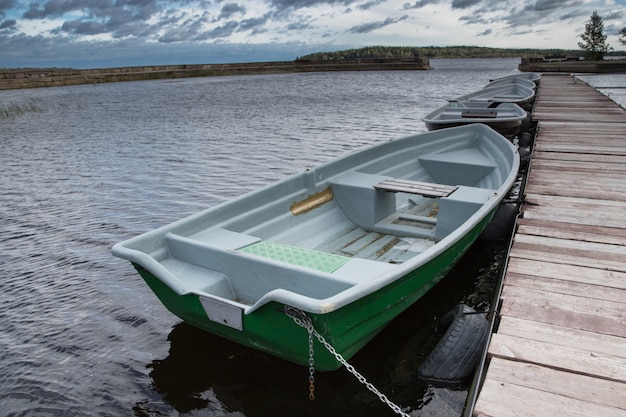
[459,14,488,25]
[402,0,442,9]
[525,0,578,12]
[476,27,491,36]
[60,20,107,35]
[239,16,269,32]
[265,0,355,8]
[0,32,313,67]
[603,9,624,20]
[218,3,246,20]
[1,17,15,26]
[0,0,15,17]
[451,0,481,9]
[348,14,408,33]
[23,0,163,39]
[358,0,388,10]
[194,20,240,41]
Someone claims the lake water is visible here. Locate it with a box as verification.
[0,58,620,417]
[577,72,626,108]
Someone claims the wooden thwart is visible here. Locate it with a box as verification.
[374,178,458,197]
[462,110,497,118]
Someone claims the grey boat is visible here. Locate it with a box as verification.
[489,72,540,85]
[423,101,528,137]
[484,77,536,90]
[451,84,536,107]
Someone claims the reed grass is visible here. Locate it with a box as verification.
[0,98,44,119]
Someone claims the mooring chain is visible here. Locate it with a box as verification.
[285,306,411,417]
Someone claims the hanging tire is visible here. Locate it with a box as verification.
[481,202,518,241]
[417,304,489,383]
[518,131,533,147]
[519,112,532,133]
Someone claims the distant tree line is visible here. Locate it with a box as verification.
[297,46,595,61]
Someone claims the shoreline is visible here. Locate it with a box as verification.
[0,58,431,90]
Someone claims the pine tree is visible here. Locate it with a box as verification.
[578,11,611,60]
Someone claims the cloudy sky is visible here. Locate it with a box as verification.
[1,0,625,68]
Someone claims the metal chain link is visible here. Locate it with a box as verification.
[306,321,315,400]
[285,306,411,417]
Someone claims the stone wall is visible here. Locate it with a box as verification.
[0,58,431,90]
[519,57,626,73]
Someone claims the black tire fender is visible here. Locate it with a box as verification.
[417,304,490,383]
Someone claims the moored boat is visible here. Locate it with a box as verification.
[489,72,541,85]
[484,77,536,90]
[112,124,519,371]
[422,101,528,137]
[451,83,535,107]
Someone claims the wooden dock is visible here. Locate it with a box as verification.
[472,75,626,416]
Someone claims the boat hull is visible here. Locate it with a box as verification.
[132,208,496,371]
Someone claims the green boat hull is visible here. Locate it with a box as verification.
[134,208,495,371]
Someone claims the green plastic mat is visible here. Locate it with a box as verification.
[239,241,349,273]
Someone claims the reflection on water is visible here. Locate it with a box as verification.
[2,58,524,416]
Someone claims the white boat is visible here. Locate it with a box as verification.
[451,84,535,107]
[423,101,528,137]
[489,72,540,85]
[112,124,519,371]
[484,77,536,90]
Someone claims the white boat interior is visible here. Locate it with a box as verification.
[114,125,518,312]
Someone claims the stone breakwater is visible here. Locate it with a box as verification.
[519,57,626,73]
[0,58,431,90]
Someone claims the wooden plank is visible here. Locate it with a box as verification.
[521,194,626,229]
[474,376,626,417]
[529,159,626,174]
[462,110,497,118]
[511,233,626,263]
[488,333,626,382]
[535,100,620,108]
[499,285,626,337]
[532,112,626,123]
[473,358,626,417]
[525,186,626,203]
[516,218,626,245]
[532,151,626,164]
[527,170,626,191]
[533,137,626,149]
[536,120,626,130]
[524,185,626,202]
[510,243,626,273]
[536,127,626,140]
[506,257,626,290]
[533,142,626,155]
[504,271,626,305]
[373,178,457,197]
[497,316,626,360]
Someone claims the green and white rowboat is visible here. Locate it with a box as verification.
[112,124,519,371]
